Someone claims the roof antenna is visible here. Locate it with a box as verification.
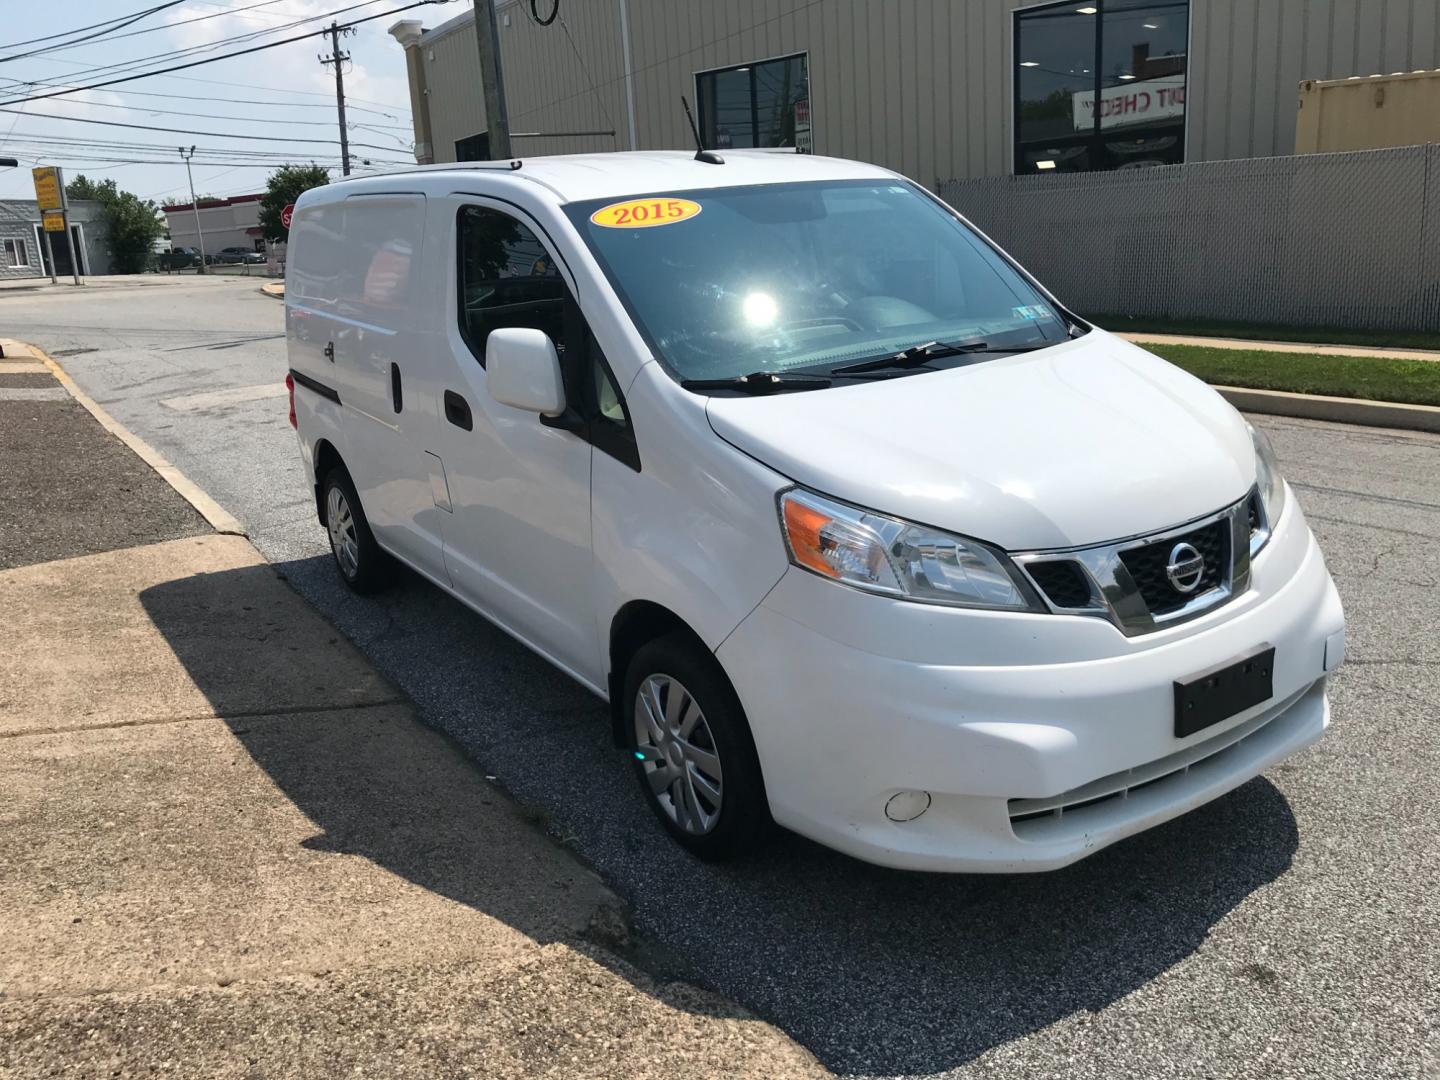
[681,95,724,165]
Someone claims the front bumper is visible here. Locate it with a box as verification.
[716,494,1344,872]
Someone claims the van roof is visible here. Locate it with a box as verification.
[325,150,898,204]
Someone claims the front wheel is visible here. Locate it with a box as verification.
[624,635,770,861]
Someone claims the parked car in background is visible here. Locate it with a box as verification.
[284,151,1345,872]
[209,246,265,265]
[155,245,204,271]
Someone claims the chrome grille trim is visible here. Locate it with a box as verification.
[1014,492,1254,637]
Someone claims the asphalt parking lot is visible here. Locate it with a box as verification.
[6,280,1437,1078]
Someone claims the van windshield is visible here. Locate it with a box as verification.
[566,179,1070,383]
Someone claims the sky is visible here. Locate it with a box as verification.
[0,0,442,204]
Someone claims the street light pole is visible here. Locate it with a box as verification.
[179,146,208,274]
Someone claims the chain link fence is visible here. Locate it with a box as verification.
[938,145,1440,333]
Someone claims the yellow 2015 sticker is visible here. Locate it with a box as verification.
[590,197,702,228]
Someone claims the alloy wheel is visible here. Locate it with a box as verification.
[634,673,724,835]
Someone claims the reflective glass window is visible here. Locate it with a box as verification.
[1015,0,1187,174]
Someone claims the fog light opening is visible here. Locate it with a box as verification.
[885,790,932,823]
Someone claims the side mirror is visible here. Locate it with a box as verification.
[485,327,566,417]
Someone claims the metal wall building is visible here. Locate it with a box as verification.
[390,0,1440,186]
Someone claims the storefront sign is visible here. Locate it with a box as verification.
[32,166,64,211]
[1072,75,1185,132]
[42,209,66,232]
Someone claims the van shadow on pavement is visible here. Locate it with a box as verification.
[173,553,1301,1078]
[132,557,783,1048]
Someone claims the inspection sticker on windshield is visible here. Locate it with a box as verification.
[1011,305,1049,320]
[590,197,702,228]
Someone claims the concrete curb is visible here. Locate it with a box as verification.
[259,281,285,299]
[1215,384,1440,434]
[1121,332,1440,363]
[1,338,247,536]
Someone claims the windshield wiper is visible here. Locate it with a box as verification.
[832,338,1051,375]
[680,371,832,395]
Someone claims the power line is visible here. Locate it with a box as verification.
[2,134,377,161]
[37,0,390,88]
[0,2,187,53]
[0,104,403,153]
[21,94,403,130]
[0,1,451,109]
[0,79,406,121]
[11,0,293,59]
[0,2,190,65]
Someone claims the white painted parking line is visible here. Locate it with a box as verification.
[0,362,51,373]
[160,382,288,412]
[0,388,69,401]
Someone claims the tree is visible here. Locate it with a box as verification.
[66,175,118,203]
[259,163,330,243]
[63,174,166,274]
[104,191,167,273]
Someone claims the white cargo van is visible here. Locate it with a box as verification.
[284,151,1344,871]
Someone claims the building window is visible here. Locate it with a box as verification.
[3,238,28,267]
[696,53,811,152]
[1014,0,1188,174]
[456,132,490,162]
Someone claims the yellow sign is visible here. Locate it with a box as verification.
[590,197,701,229]
[42,209,66,233]
[32,167,63,212]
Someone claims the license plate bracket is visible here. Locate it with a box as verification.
[1174,644,1275,738]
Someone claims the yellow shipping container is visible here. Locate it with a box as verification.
[1296,70,1440,154]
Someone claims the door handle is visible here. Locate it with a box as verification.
[390,363,402,414]
[444,389,472,431]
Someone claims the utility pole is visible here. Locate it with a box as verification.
[472,0,510,159]
[320,22,355,176]
[178,146,208,273]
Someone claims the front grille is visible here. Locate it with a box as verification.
[1118,518,1229,616]
[1027,559,1093,608]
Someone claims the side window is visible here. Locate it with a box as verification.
[458,205,640,471]
[457,205,566,365]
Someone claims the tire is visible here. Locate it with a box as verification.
[624,634,770,861]
[321,466,392,594]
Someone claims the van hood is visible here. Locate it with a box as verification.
[704,331,1256,551]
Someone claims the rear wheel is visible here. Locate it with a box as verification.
[322,467,391,594]
[624,634,770,861]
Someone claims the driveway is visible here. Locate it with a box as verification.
[6,280,1436,1078]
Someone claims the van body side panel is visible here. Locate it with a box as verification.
[430,193,600,684]
[285,197,355,501]
[590,364,792,660]
[292,192,449,583]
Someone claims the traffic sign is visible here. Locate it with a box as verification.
[281,203,295,229]
[32,166,63,211]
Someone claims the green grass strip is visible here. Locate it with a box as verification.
[1143,344,1440,408]
[1088,314,1440,352]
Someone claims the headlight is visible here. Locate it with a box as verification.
[777,488,1041,611]
[1249,423,1287,537]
